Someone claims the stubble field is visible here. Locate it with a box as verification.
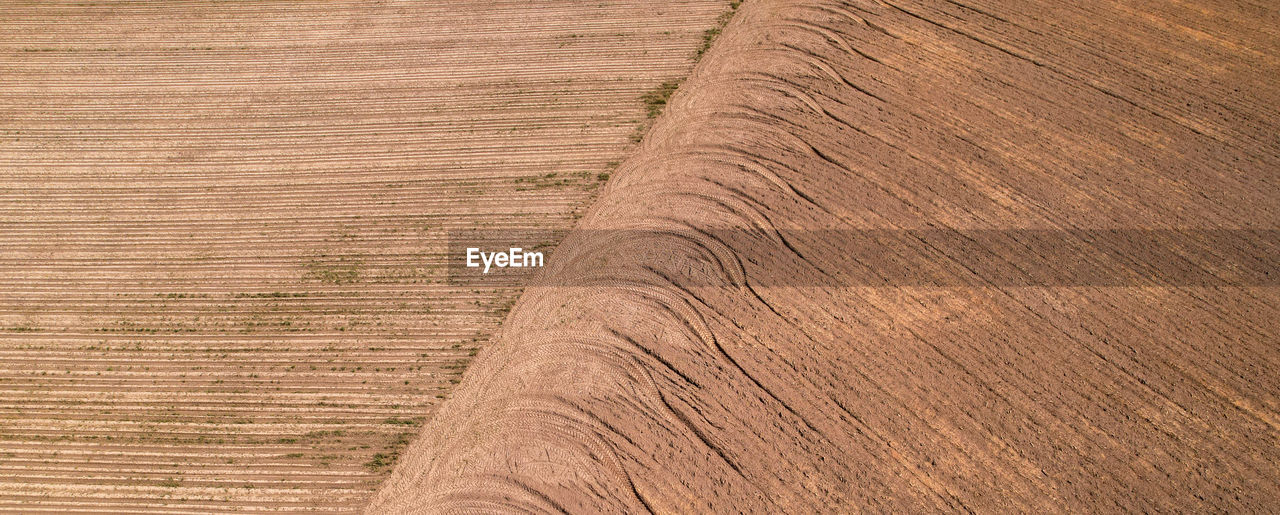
[0,1,733,511]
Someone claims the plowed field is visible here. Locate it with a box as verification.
[371,0,1280,511]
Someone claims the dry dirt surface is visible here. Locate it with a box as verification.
[0,0,734,511]
[370,0,1280,512]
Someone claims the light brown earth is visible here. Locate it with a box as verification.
[0,1,734,511]
[371,0,1280,512]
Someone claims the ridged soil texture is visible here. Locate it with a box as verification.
[369,0,1280,512]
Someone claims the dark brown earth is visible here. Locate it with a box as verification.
[371,0,1279,511]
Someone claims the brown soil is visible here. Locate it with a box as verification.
[0,1,732,511]
[370,0,1280,512]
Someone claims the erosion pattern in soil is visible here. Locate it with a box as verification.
[0,1,731,511]
[371,0,1280,512]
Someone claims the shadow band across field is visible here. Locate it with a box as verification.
[372,0,1280,512]
[448,229,1279,286]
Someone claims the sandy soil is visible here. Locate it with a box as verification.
[370,0,1279,511]
[0,1,731,511]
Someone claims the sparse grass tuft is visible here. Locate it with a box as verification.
[641,80,681,119]
[695,1,742,59]
[629,1,741,146]
[304,255,362,284]
[630,124,646,143]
